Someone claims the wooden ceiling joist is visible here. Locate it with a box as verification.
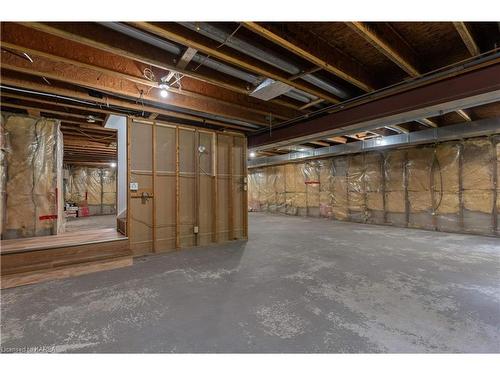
[176,47,198,69]
[1,76,251,131]
[242,22,375,92]
[456,109,472,122]
[130,22,343,104]
[1,56,268,126]
[0,102,104,122]
[453,22,480,56]
[346,22,421,77]
[326,136,348,144]
[15,22,305,113]
[1,40,295,121]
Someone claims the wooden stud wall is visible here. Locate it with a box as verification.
[127,118,247,256]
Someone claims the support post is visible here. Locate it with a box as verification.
[228,136,234,239]
[381,152,387,224]
[194,130,200,246]
[175,127,180,249]
[212,134,218,243]
[152,120,156,252]
[458,142,465,231]
[243,137,248,239]
[491,137,498,236]
[404,150,410,227]
[126,117,131,238]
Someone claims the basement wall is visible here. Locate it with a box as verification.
[128,118,248,255]
[248,136,499,236]
[0,113,64,239]
[64,166,117,215]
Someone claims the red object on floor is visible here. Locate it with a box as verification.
[78,207,90,217]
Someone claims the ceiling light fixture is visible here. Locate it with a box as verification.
[110,162,117,168]
[249,151,256,158]
[159,83,170,98]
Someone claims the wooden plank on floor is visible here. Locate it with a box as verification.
[1,256,133,289]
[1,228,127,254]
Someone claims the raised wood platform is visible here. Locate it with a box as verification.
[1,228,132,289]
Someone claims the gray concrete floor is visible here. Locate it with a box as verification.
[1,213,499,353]
[64,215,116,232]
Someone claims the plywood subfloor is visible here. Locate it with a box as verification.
[1,228,126,254]
[64,215,116,233]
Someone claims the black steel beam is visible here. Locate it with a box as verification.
[249,61,500,149]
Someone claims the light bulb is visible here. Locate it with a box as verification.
[160,89,169,98]
[110,162,117,168]
[249,151,256,158]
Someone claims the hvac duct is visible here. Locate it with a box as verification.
[248,117,500,167]
[99,22,317,104]
[179,22,352,100]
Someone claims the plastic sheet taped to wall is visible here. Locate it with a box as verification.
[64,166,117,215]
[248,136,499,236]
[1,113,64,239]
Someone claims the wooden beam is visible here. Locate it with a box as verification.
[1,76,250,131]
[18,22,250,95]
[416,118,438,128]
[346,22,420,77]
[1,56,268,126]
[288,66,322,81]
[27,109,40,116]
[243,22,374,92]
[0,102,104,121]
[309,140,330,147]
[1,41,294,121]
[453,22,480,56]
[16,22,304,114]
[130,22,342,104]
[1,92,116,117]
[299,98,324,110]
[456,109,472,122]
[326,136,348,144]
[177,47,198,69]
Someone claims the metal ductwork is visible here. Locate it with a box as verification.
[179,22,352,100]
[248,117,500,168]
[99,22,318,104]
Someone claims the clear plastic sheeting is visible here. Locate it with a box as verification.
[248,136,499,237]
[64,166,117,215]
[1,113,64,239]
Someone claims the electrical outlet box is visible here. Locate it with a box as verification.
[130,182,139,191]
[193,226,199,234]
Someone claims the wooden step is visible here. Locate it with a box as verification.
[1,256,132,289]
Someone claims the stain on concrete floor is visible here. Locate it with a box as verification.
[1,213,499,353]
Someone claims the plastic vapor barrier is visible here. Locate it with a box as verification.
[1,113,65,239]
[64,166,117,215]
[249,136,499,236]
